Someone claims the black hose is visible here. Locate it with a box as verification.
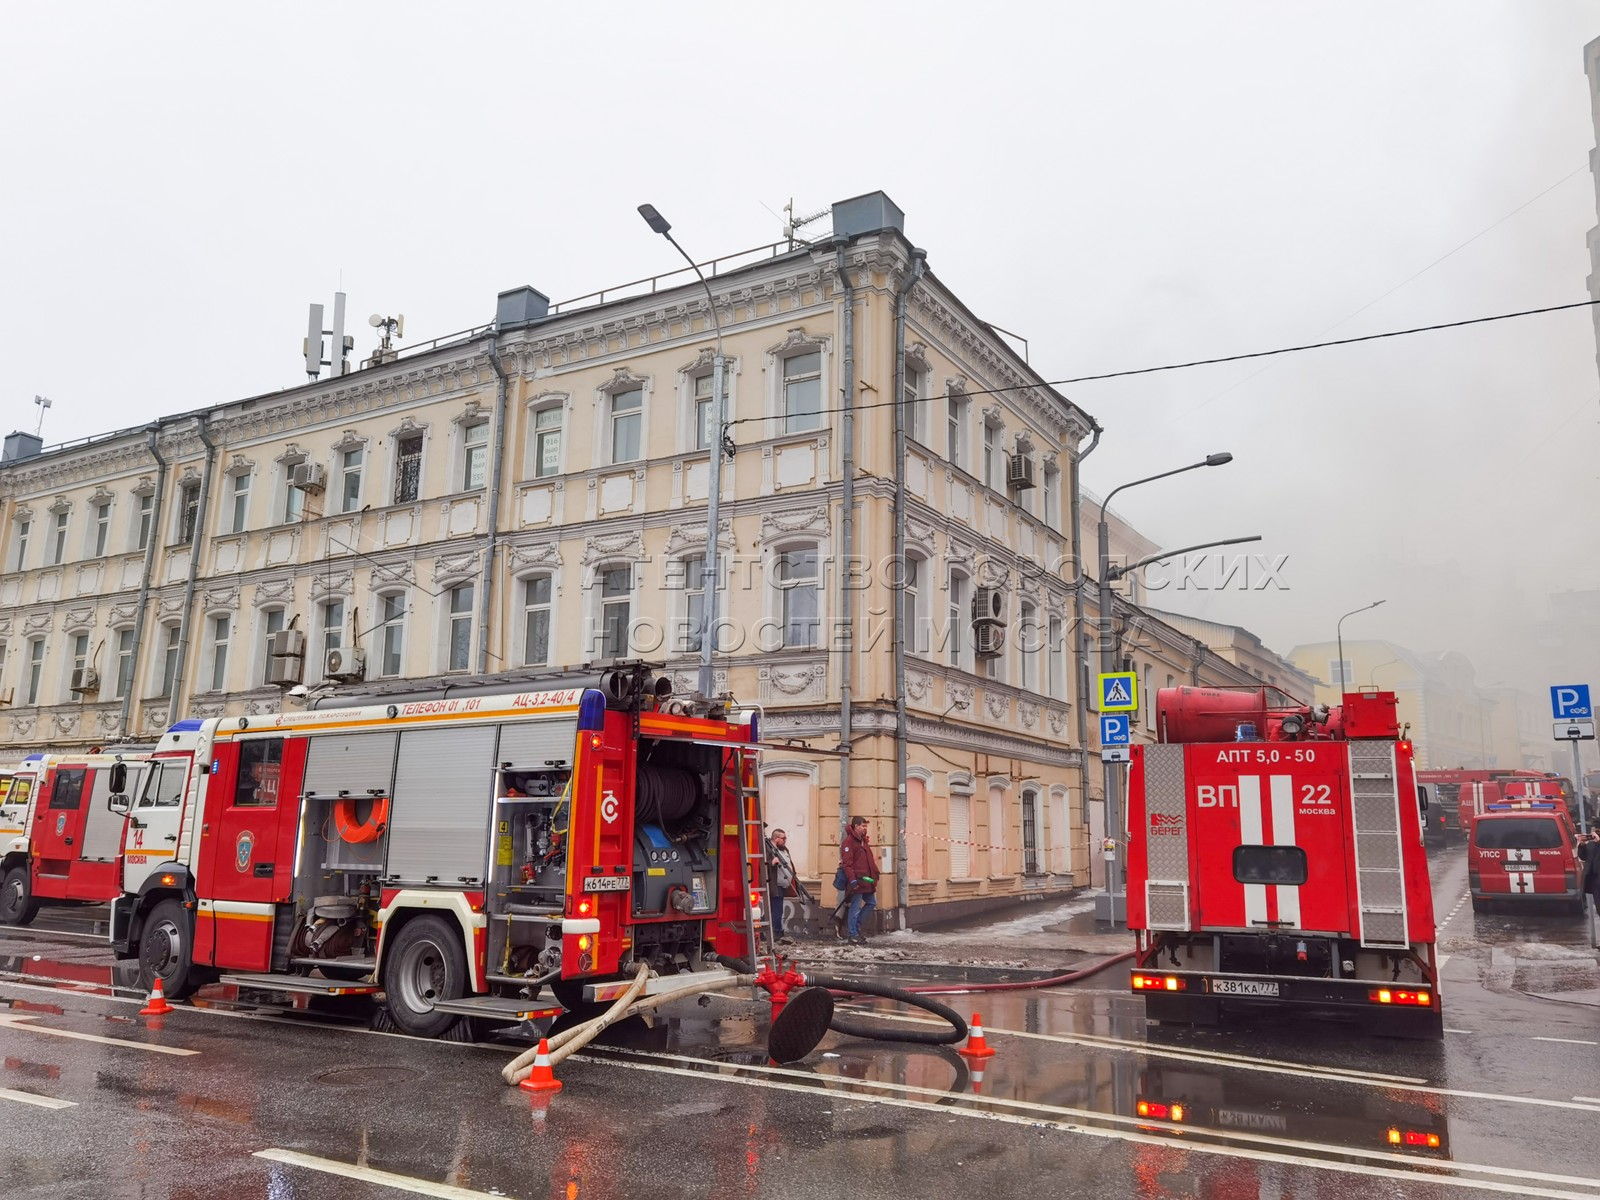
[636,765,699,824]
[800,971,968,1045]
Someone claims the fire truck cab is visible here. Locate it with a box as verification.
[1128,687,1441,1038]
[0,752,149,926]
[109,666,766,1038]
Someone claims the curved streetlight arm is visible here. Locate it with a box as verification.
[1334,599,1385,693]
[1100,462,1203,527]
[1107,534,1262,581]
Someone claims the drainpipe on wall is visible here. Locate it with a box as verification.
[893,246,927,929]
[480,334,509,675]
[1069,418,1102,881]
[169,413,217,720]
[833,241,858,847]
[1190,638,1207,686]
[121,424,169,739]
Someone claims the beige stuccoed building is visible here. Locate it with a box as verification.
[0,191,1303,928]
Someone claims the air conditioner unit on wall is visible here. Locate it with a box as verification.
[974,622,1006,658]
[972,586,1006,626]
[268,628,306,659]
[69,667,100,694]
[324,647,366,683]
[290,462,326,492]
[1007,453,1036,490]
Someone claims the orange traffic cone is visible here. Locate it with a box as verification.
[519,1038,563,1095]
[959,1012,996,1059]
[140,977,175,1017]
[968,1060,986,1094]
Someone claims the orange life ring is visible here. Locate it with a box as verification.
[334,795,390,844]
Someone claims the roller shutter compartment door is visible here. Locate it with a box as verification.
[496,720,579,770]
[388,727,498,886]
[302,732,399,801]
[82,764,146,861]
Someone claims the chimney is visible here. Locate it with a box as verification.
[496,286,551,330]
[2,432,43,465]
[830,191,906,241]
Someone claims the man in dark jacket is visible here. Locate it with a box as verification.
[839,816,880,946]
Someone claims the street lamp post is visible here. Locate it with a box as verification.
[1334,600,1385,699]
[1093,452,1241,924]
[639,204,725,701]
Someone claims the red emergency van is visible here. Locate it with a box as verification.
[1467,800,1583,913]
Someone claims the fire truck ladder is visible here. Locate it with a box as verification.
[1349,741,1410,949]
[734,747,766,961]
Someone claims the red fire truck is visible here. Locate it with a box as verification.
[1417,768,1579,838]
[108,666,766,1037]
[1127,687,1441,1038]
[0,752,150,925]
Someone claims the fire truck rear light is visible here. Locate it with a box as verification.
[1388,1127,1439,1148]
[577,935,591,951]
[1131,973,1185,992]
[1387,1127,1402,1145]
[1135,1100,1184,1122]
[578,900,592,916]
[1370,988,1431,1006]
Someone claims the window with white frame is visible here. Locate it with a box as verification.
[279,465,304,525]
[903,365,927,444]
[10,517,29,572]
[949,788,973,878]
[0,638,7,695]
[26,638,45,706]
[133,493,153,552]
[1330,659,1353,688]
[532,405,563,478]
[447,584,474,671]
[339,447,363,513]
[48,510,69,566]
[259,608,285,685]
[226,473,251,534]
[208,615,231,692]
[988,784,1006,874]
[677,555,707,654]
[948,569,971,670]
[1041,462,1060,530]
[320,599,345,660]
[113,628,135,699]
[378,593,406,677]
[462,422,489,490]
[947,392,968,470]
[156,624,180,697]
[1019,600,1040,692]
[903,553,930,657]
[775,546,820,649]
[598,567,632,658]
[179,483,202,542]
[394,433,424,503]
[692,373,718,452]
[90,501,112,557]
[69,633,89,689]
[982,417,1004,491]
[521,576,552,666]
[781,352,822,434]
[1048,615,1066,699]
[609,389,642,464]
[1021,786,1042,875]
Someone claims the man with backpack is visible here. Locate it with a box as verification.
[835,816,880,946]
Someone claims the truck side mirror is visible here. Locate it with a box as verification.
[108,763,127,795]
[108,791,131,815]
[1417,785,1429,812]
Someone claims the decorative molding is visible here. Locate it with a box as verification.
[48,494,72,515]
[906,669,932,702]
[53,711,79,737]
[596,366,649,397]
[947,682,974,712]
[63,606,96,632]
[580,528,644,566]
[759,505,829,543]
[507,541,562,572]
[274,443,307,466]
[905,517,937,557]
[767,326,827,356]
[143,706,169,732]
[97,709,120,735]
[388,414,431,440]
[452,399,488,428]
[203,584,241,612]
[433,549,481,584]
[190,698,227,719]
[11,714,35,740]
[367,558,414,588]
[759,661,827,703]
[223,453,256,477]
[1018,700,1040,730]
[663,520,732,558]
[254,577,296,606]
[1047,709,1067,735]
[985,691,1011,721]
[309,569,354,600]
[330,428,368,453]
[23,612,53,636]
[130,476,156,498]
[87,487,117,507]
[157,596,185,621]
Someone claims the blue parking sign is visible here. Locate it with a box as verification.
[1100,715,1130,745]
[1552,685,1592,719]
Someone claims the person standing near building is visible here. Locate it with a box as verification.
[839,816,880,946]
[766,828,798,945]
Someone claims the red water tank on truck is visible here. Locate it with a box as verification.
[108,665,768,1038]
[1127,686,1441,1038]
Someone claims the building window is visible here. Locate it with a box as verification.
[340,447,363,513]
[692,373,719,451]
[260,608,285,685]
[395,433,424,504]
[447,584,474,671]
[157,624,180,697]
[776,546,819,649]
[1021,786,1041,875]
[947,393,968,470]
[282,470,305,524]
[781,352,822,434]
[320,599,345,659]
[462,422,489,490]
[69,634,90,692]
[982,417,1004,491]
[903,365,926,444]
[903,554,929,657]
[522,576,552,667]
[949,790,973,878]
[1041,463,1060,530]
[677,555,706,654]
[948,569,970,670]
[91,502,111,557]
[134,493,153,552]
[532,406,562,478]
[598,567,632,659]
[1019,601,1039,692]
[1048,616,1065,700]
[178,483,201,543]
[26,638,45,706]
[10,518,29,572]
[114,628,136,699]
[227,473,251,534]
[1330,659,1353,688]
[379,593,406,678]
[988,784,1006,874]
[610,389,642,464]
[209,615,231,692]
[49,510,69,566]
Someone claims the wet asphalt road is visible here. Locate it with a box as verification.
[0,851,1597,1200]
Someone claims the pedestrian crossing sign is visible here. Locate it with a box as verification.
[1097,671,1138,713]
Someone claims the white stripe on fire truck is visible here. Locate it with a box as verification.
[1269,773,1301,926]
[1237,776,1268,925]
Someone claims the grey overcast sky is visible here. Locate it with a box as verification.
[3,2,1598,692]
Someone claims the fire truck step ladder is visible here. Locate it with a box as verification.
[735,747,765,962]
[1348,743,1410,949]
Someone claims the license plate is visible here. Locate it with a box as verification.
[1502,862,1535,872]
[1211,979,1280,997]
[582,876,630,893]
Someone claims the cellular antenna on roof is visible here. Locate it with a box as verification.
[32,395,52,437]
[782,198,831,249]
[303,292,355,381]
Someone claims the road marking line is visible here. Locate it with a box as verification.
[0,1013,198,1056]
[1445,1028,1475,1034]
[254,1150,504,1199]
[0,1087,75,1109]
[1534,1037,1599,1046]
[587,1053,1600,1200]
[1574,1096,1600,1105]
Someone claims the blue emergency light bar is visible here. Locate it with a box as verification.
[1485,801,1559,811]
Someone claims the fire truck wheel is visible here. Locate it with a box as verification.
[139,899,200,1000]
[382,915,469,1038]
[0,866,39,927]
